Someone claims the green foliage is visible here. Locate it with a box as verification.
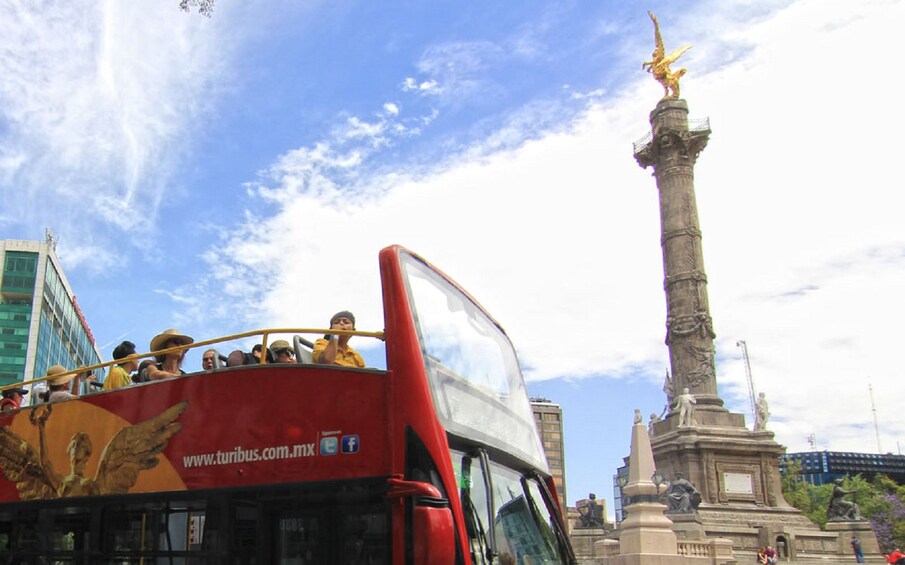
[780,466,905,550]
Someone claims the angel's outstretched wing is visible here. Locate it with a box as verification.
[663,45,692,66]
[0,426,58,500]
[93,401,189,495]
[649,11,664,54]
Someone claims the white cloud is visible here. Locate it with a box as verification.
[200,0,903,460]
[0,0,229,251]
[402,77,442,95]
[383,102,400,116]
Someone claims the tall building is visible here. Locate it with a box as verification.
[530,398,567,514]
[0,236,102,397]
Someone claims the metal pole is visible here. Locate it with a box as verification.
[736,340,757,427]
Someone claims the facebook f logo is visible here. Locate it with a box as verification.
[341,435,360,454]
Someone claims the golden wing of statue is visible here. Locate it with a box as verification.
[663,44,692,65]
[93,401,189,495]
[0,426,58,500]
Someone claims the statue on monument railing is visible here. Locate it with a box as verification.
[676,387,697,427]
[634,408,643,424]
[576,493,605,528]
[827,478,864,521]
[648,412,661,437]
[642,11,692,99]
[661,472,702,514]
[754,392,771,431]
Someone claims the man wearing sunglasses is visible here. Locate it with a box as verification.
[269,340,298,364]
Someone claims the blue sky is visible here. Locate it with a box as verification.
[2,0,903,519]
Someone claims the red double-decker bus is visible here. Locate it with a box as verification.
[0,245,574,564]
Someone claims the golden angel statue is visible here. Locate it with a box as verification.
[0,401,188,499]
[642,11,692,99]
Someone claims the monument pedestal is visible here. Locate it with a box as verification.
[570,528,608,561]
[650,417,832,557]
[667,512,706,540]
[825,521,881,557]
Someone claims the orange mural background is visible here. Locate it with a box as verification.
[7,400,185,497]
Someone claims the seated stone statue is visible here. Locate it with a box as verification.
[661,472,702,514]
[576,493,605,528]
[827,478,863,521]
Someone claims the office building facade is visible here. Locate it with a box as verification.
[531,398,567,514]
[781,451,905,486]
[0,237,102,397]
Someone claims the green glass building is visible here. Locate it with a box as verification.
[0,237,103,399]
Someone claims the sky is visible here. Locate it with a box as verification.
[1,0,903,519]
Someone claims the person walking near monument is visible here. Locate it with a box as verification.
[851,536,865,563]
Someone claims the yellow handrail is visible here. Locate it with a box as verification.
[0,327,386,393]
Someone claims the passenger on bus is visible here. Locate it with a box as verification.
[201,349,217,371]
[43,365,79,402]
[104,340,137,390]
[134,359,155,383]
[269,340,297,364]
[313,311,365,368]
[226,343,273,367]
[0,386,28,412]
[145,329,194,380]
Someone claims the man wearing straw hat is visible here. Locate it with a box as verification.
[45,365,78,402]
[145,329,194,381]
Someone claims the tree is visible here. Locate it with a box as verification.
[780,465,905,552]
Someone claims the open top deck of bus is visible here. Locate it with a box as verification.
[0,245,574,564]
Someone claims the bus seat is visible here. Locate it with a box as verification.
[293,335,314,364]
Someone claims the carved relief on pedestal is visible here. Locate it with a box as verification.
[760,454,778,506]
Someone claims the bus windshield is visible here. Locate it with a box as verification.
[401,252,546,471]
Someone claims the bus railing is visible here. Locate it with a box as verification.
[0,327,386,394]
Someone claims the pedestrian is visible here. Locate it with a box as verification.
[851,537,864,563]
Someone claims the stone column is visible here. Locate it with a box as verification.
[635,99,723,412]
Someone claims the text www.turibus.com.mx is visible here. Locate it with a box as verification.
[182,443,316,468]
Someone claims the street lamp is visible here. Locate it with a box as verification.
[651,471,665,495]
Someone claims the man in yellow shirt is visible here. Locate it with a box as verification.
[313,311,365,368]
[104,340,137,390]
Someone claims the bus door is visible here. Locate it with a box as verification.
[456,449,572,565]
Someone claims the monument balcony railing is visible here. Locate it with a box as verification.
[631,117,710,156]
[632,132,653,155]
[678,540,715,557]
[689,117,710,133]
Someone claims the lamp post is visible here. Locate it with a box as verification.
[651,471,665,495]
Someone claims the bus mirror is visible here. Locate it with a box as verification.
[413,503,455,564]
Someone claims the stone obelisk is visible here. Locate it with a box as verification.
[634,100,723,413]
